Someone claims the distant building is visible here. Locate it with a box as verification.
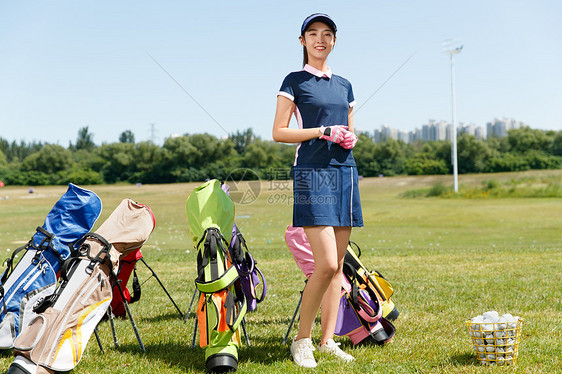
[397,130,409,143]
[459,122,484,140]
[374,125,398,142]
[420,120,451,141]
[486,117,525,138]
[475,126,484,140]
[372,117,519,143]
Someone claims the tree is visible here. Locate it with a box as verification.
[0,149,6,168]
[0,138,8,157]
[242,140,269,168]
[21,144,73,174]
[96,143,135,183]
[551,131,562,156]
[457,133,497,173]
[229,128,255,155]
[373,139,406,176]
[119,130,135,144]
[405,157,448,175]
[75,127,95,151]
[507,126,552,153]
[353,133,378,177]
[129,141,164,182]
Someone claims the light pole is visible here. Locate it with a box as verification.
[443,39,463,193]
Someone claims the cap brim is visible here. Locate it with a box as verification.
[301,15,337,34]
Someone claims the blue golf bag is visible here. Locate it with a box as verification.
[0,184,102,349]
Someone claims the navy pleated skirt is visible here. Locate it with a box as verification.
[292,164,363,227]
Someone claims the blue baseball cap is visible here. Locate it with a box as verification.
[301,13,337,35]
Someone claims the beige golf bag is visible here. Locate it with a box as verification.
[7,199,155,374]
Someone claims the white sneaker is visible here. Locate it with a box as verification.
[290,337,317,368]
[318,339,355,362]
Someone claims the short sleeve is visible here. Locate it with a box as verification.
[278,74,295,102]
[347,81,356,108]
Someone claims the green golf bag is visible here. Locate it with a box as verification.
[186,180,247,372]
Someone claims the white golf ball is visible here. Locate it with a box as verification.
[495,322,507,330]
[495,330,507,338]
[483,311,500,322]
[482,323,494,332]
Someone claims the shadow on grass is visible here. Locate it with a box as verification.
[96,314,338,370]
[112,341,207,372]
[111,332,293,369]
[449,352,478,366]
[136,311,186,323]
[238,335,289,365]
[113,338,289,371]
[0,350,12,358]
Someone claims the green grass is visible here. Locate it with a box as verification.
[0,169,561,373]
[401,172,562,199]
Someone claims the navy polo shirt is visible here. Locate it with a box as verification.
[278,65,356,167]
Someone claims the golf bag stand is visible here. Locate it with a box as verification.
[282,279,307,345]
[138,257,185,319]
[107,273,146,352]
[97,254,184,353]
[111,249,184,320]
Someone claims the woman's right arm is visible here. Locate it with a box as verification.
[272,96,323,143]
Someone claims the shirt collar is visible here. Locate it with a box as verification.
[303,64,332,79]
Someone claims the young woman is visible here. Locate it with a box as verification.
[272,13,363,368]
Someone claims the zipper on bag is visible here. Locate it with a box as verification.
[81,273,104,304]
[23,263,48,291]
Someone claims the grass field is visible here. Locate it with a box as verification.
[0,169,561,373]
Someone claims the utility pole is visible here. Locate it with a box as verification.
[150,123,158,144]
[443,39,463,193]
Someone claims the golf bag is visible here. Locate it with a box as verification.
[0,184,102,349]
[344,242,399,323]
[8,199,155,374]
[284,224,397,346]
[110,249,143,317]
[187,179,247,372]
[221,183,266,312]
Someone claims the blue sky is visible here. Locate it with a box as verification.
[1,1,560,146]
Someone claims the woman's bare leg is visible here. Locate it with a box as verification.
[295,226,351,342]
[295,225,339,340]
[319,226,351,345]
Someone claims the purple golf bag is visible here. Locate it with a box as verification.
[221,183,266,312]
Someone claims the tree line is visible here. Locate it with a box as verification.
[0,126,560,186]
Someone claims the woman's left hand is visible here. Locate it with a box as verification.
[340,130,358,149]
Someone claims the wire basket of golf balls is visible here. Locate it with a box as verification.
[466,311,523,366]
